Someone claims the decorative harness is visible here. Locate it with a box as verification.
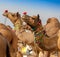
[30,20,45,47]
[34,30,45,46]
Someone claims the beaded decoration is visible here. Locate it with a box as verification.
[14,24,20,31]
[35,31,44,46]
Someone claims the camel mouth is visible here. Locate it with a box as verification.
[2,13,8,17]
[2,13,5,16]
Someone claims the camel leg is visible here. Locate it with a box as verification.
[58,51,60,57]
[44,51,50,57]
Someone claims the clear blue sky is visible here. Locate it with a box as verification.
[0,0,60,27]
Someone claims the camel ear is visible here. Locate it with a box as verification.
[47,18,51,24]
[16,12,20,17]
[37,14,40,21]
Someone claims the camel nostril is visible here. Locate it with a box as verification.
[2,13,6,16]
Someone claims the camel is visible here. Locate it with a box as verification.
[3,10,32,31]
[0,23,20,57]
[22,14,60,57]
[3,10,34,44]
[0,33,10,57]
[44,17,60,37]
[0,23,13,43]
[3,11,39,57]
[3,10,22,31]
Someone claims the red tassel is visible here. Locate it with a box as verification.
[5,10,8,13]
[23,12,27,15]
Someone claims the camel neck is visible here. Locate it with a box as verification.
[14,19,22,31]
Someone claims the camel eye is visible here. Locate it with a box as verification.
[32,18,35,20]
[12,14,15,17]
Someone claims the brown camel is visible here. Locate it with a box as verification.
[3,10,34,44]
[22,14,60,57]
[3,10,22,31]
[44,17,60,37]
[0,33,10,57]
[3,11,39,57]
[0,23,19,57]
[3,10,32,31]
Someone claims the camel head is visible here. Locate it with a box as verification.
[44,17,60,37]
[3,10,22,25]
[46,17,60,29]
[22,13,42,28]
[47,17,60,24]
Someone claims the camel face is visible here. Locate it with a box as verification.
[3,11,8,17]
[3,11,21,24]
[22,14,41,27]
[44,17,60,37]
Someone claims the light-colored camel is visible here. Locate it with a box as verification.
[22,14,60,57]
[45,17,60,37]
[3,11,39,57]
[0,33,10,57]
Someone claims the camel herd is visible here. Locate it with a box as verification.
[0,10,60,57]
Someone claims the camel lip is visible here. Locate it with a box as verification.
[2,14,8,18]
[2,14,6,16]
[2,14,5,16]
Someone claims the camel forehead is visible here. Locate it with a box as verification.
[8,12,16,15]
[22,15,30,19]
[48,17,58,22]
[31,16,37,18]
[4,12,16,15]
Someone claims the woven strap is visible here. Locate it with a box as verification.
[34,31,44,46]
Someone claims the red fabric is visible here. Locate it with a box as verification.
[37,20,41,25]
[23,12,27,15]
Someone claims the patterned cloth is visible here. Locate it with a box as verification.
[17,43,33,55]
[14,24,20,31]
[34,31,44,46]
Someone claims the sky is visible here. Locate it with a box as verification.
[0,0,60,27]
